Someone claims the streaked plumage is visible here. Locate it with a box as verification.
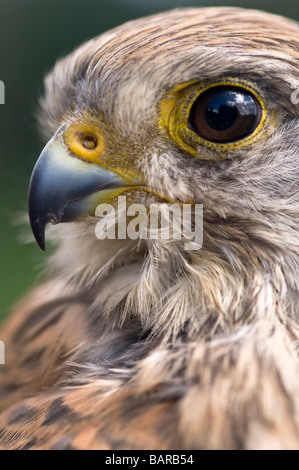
[0,7,299,449]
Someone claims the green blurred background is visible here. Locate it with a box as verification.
[0,0,298,321]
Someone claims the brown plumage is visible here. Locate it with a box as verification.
[0,7,299,450]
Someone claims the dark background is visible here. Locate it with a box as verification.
[0,0,298,320]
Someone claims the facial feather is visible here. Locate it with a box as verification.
[39,8,299,339]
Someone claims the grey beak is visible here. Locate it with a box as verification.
[28,135,130,251]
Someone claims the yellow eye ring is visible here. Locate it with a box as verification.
[159,78,268,158]
[63,121,105,163]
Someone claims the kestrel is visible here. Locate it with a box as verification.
[0,7,299,450]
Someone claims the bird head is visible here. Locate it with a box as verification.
[28,7,299,338]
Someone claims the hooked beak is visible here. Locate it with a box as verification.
[28,134,132,251]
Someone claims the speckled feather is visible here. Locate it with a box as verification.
[0,7,299,449]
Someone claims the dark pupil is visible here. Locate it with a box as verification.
[189,86,261,144]
[205,93,239,131]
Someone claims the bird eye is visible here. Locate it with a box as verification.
[160,80,267,158]
[189,86,262,143]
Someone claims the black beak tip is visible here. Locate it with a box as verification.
[37,237,46,252]
[29,216,47,252]
[28,176,47,251]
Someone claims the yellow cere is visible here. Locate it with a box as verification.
[64,120,106,163]
[159,78,268,158]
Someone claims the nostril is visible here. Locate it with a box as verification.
[78,133,98,151]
